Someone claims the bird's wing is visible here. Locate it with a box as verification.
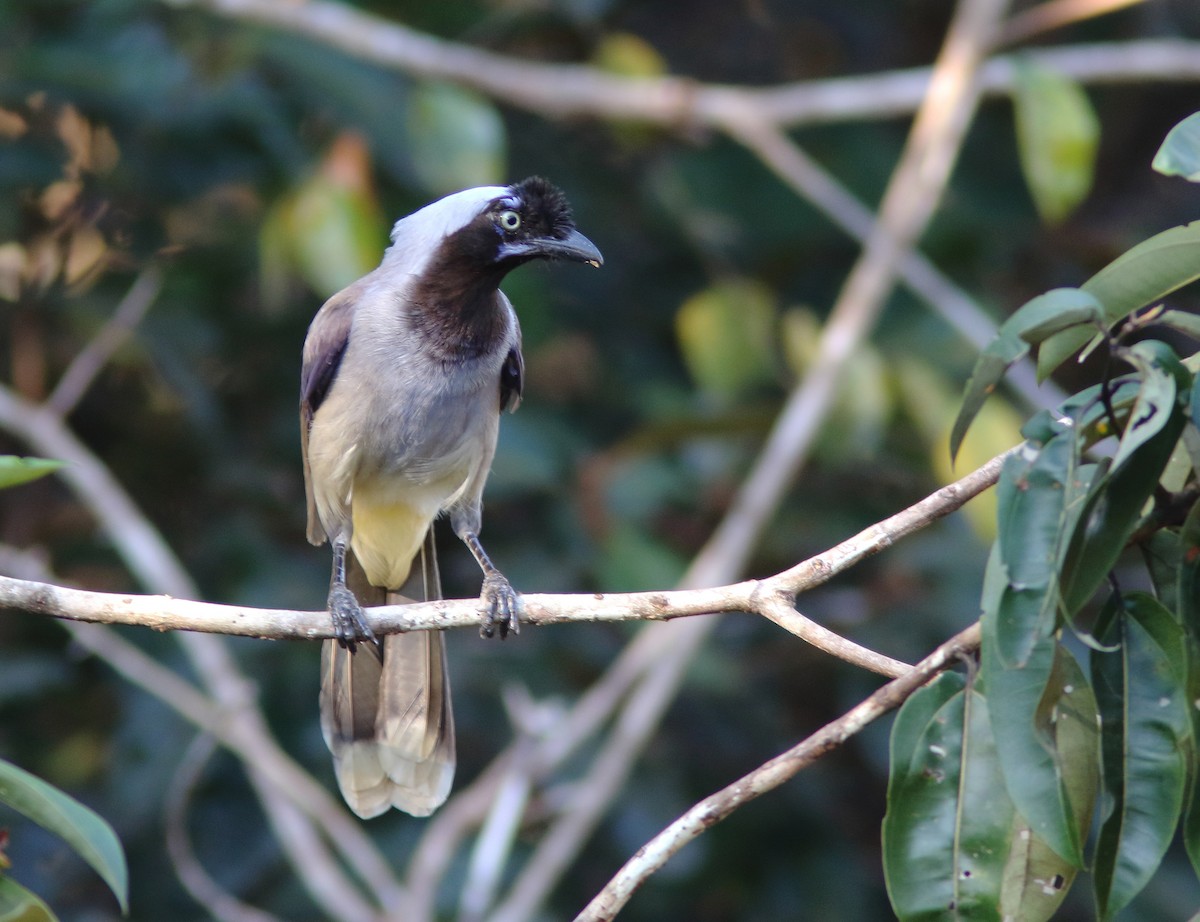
[299,283,360,545]
[500,296,524,412]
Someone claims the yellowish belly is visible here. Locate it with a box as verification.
[350,500,431,590]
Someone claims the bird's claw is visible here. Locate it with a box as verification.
[328,584,378,653]
[479,572,520,640]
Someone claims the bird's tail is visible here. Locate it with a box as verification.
[319,529,455,818]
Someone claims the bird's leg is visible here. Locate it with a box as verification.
[463,532,520,639]
[327,537,379,654]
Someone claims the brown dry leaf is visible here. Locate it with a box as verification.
[0,107,28,139]
[91,125,120,174]
[0,242,27,301]
[165,182,261,245]
[56,104,93,176]
[320,132,373,195]
[64,226,108,288]
[40,179,83,221]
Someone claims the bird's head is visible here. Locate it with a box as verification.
[386,177,603,280]
[487,176,603,268]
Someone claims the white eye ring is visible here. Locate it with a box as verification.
[498,210,521,231]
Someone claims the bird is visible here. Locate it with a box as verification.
[299,176,602,818]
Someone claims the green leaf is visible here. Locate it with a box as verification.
[1156,308,1200,341]
[0,759,127,912]
[1152,111,1200,182]
[287,181,383,298]
[1092,594,1192,919]
[1013,60,1099,225]
[950,288,1102,461]
[1141,529,1182,613]
[1038,221,1200,377]
[1059,350,1187,613]
[0,456,63,490]
[259,136,387,306]
[1194,372,1200,432]
[592,32,667,78]
[1179,499,1200,879]
[676,279,776,400]
[884,675,1013,921]
[406,81,506,197]
[982,631,1093,868]
[887,671,965,778]
[992,432,1074,666]
[998,651,1098,922]
[1110,342,1185,471]
[0,877,59,922]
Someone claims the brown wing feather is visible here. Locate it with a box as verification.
[300,283,361,546]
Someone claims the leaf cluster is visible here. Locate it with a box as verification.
[885,114,1200,921]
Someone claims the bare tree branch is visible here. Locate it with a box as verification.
[573,620,984,922]
[998,0,1148,47]
[484,1,1011,917]
[48,265,163,416]
[0,379,405,918]
[716,113,1063,414]
[0,446,1008,669]
[166,735,284,922]
[0,545,399,921]
[160,0,1200,128]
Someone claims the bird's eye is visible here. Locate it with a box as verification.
[497,210,521,232]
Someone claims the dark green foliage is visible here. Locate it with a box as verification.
[1,3,1199,920]
[888,110,1200,921]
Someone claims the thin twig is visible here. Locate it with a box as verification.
[456,688,552,922]
[166,735,284,922]
[999,0,1147,47]
[573,621,983,921]
[48,265,163,416]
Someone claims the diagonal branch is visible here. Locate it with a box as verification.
[48,265,163,416]
[486,1,1012,918]
[165,735,284,922]
[715,114,1062,414]
[573,620,984,922]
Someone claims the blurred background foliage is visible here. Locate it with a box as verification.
[0,0,1199,919]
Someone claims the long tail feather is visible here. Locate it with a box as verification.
[319,531,455,818]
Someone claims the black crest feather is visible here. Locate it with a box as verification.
[510,176,575,240]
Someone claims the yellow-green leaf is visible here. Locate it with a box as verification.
[0,878,58,922]
[0,456,63,490]
[260,135,385,307]
[407,81,506,197]
[592,33,667,78]
[1037,221,1200,377]
[1013,61,1099,225]
[676,279,775,400]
